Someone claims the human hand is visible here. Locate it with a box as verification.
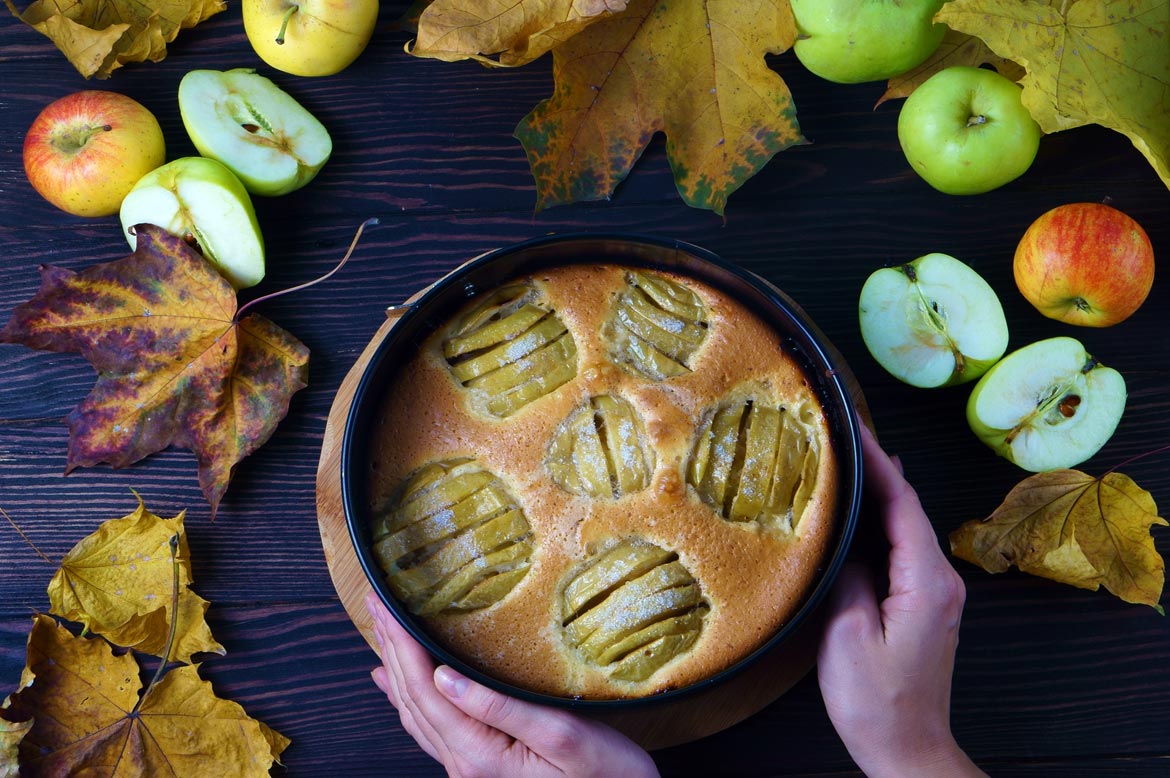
[366,591,660,778]
[816,424,986,778]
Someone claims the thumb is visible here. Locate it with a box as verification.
[818,560,881,661]
[435,665,561,745]
[434,665,657,776]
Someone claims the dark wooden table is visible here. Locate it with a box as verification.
[3,4,1168,776]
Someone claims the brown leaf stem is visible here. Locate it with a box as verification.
[1,506,53,564]
[134,533,180,714]
[1104,443,1170,478]
[235,218,377,322]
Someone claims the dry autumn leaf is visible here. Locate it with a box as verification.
[47,495,224,664]
[0,224,310,516]
[950,469,1168,610]
[3,615,288,776]
[876,29,1026,107]
[411,0,627,66]
[0,718,31,778]
[938,0,1170,189]
[509,0,805,213]
[4,0,226,79]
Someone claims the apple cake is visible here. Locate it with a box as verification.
[366,263,839,699]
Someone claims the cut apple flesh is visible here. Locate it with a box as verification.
[545,394,654,498]
[687,397,820,534]
[604,271,710,380]
[967,336,1126,471]
[179,68,332,197]
[372,458,534,616]
[560,539,708,682]
[859,252,1008,388]
[119,157,265,290]
[442,284,578,418]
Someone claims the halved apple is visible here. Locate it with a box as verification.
[119,156,265,290]
[859,252,1008,388]
[178,68,332,197]
[967,337,1127,472]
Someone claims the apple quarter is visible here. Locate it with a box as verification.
[120,157,266,290]
[179,68,332,197]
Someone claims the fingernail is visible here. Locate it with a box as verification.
[365,593,385,647]
[434,665,469,699]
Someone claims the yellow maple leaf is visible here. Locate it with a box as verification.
[876,29,1025,107]
[47,495,224,664]
[938,0,1170,189]
[3,615,288,776]
[4,0,226,79]
[411,0,628,66]
[0,718,31,778]
[950,469,1168,610]
[514,0,805,213]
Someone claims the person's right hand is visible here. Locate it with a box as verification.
[816,424,986,778]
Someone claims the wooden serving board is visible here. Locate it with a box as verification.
[315,281,865,751]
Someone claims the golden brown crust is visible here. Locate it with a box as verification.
[368,264,839,699]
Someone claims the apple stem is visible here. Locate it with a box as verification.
[275,4,298,45]
[234,218,378,323]
[966,114,988,128]
[53,124,113,154]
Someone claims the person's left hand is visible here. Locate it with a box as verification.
[366,591,661,778]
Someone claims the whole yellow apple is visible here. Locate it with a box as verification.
[243,0,379,77]
[23,91,166,218]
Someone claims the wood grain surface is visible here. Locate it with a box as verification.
[2,4,1169,776]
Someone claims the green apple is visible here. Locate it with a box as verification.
[859,252,1008,388]
[967,337,1126,472]
[898,66,1042,195]
[119,157,265,290]
[178,68,332,197]
[790,0,947,84]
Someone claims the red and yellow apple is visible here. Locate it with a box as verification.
[1013,202,1155,327]
[23,91,166,218]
